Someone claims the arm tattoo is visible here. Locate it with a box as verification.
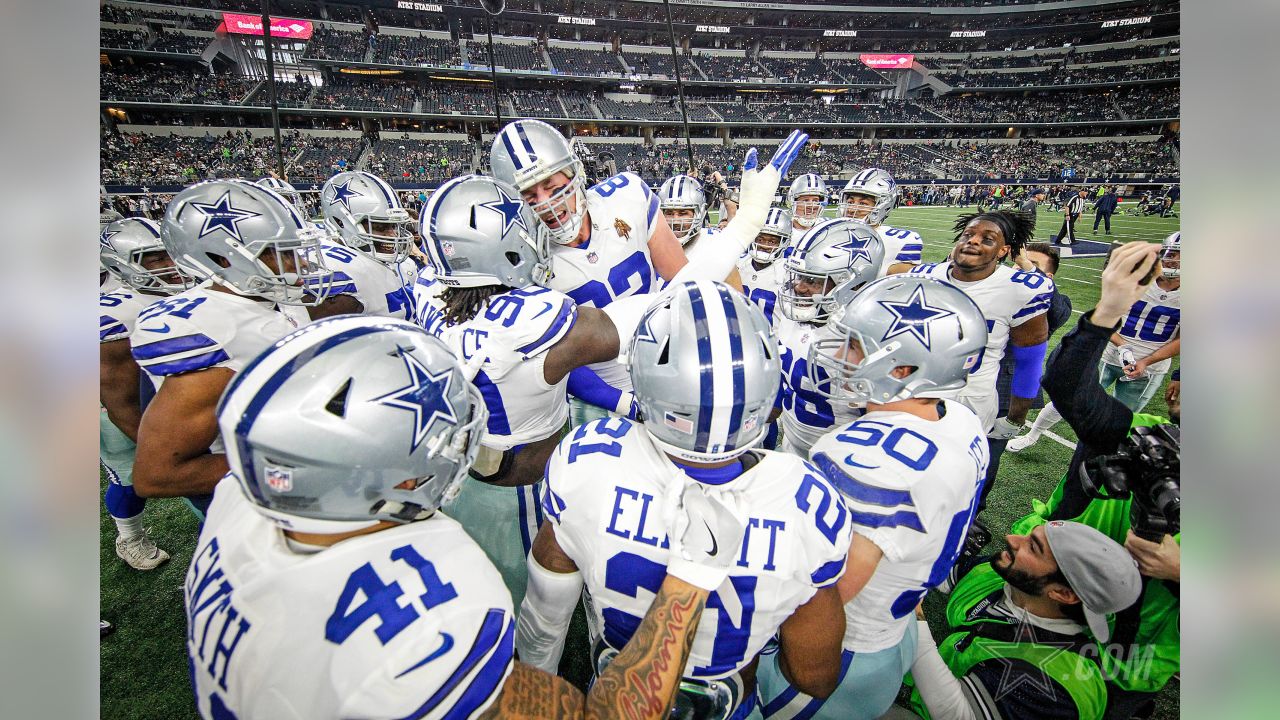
[586,579,707,720]
[477,663,583,720]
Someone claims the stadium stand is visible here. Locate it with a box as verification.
[372,33,461,67]
[547,45,623,76]
[101,64,257,106]
[365,137,472,182]
[464,39,546,71]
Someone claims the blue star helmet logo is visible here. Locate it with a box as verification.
[373,349,459,453]
[831,232,874,267]
[479,183,528,236]
[878,284,956,350]
[634,312,661,345]
[329,180,364,212]
[189,190,261,243]
[100,229,120,250]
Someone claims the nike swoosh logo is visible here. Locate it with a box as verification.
[702,519,719,557]
[144,323,171,333]
[529,302,554,320]
[843,453,881,470]
[395,632,454,679]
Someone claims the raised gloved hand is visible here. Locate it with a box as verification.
[734,130,809,229]
[663,480,746,591]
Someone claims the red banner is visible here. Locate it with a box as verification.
[220,13,314,40]
[859,53,915,69]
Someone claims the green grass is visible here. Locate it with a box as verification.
[100,204,1180,719]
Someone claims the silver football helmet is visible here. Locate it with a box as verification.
[255,176,304,217]
[1160,231,1180,278]
[321,171,414,267]
[99,217,189,294]
[658,175,707,246]
[809,276,988,405]
[623,280,780,464]
[840,168,899,226]
[787,173,828,229]
[750,207,792,264]
[218,315,488,534]
[162,180,333,306]
[420,175,553,289]
[778,218,885,324]
[490,119,587,245]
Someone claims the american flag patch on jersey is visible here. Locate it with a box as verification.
[664,412,694,435]
[265,466,293,492]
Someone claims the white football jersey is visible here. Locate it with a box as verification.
[410,275,450,338]
[436,286,577,450]
[809,400,989,653]
[100,273,123,294]
[547,172,663,391]
[542,418,852,680]
[1102,281,1180,374]
[736,253,786,325]
[131,284,300,452]
[187,477,514,720]
[776,317,861,457]
[318,242,416,320]
[910,262,1055,430]
[100,288,161,344]
[874,224,924,277]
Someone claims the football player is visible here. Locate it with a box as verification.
[787,173,828,233]
[756,276,990,719]
[306,171,418,320]
[1010,231,1180,451]
[491,119,691,427]
[99,218,188,569]
[129,180,333,516]
[736,207,792,325]
[419,136,806,605]
[657,174,743,290]
[255,176,306,217]
[775,218,885,457]
[191,315,744,720]
[908,212,1052,509]
[518,282,852,719]
[838,168,923,277]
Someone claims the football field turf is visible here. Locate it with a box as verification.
[100,203,1180,719]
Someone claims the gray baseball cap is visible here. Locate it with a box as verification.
[1043,520,1143,643]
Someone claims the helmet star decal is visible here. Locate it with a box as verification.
[478,183,527,236]
[878,284,956,350]
[100,229,120,250]
[373,348,459,453]
[329,180,364,212]
[189,190,262,242]
[832,234,874,266]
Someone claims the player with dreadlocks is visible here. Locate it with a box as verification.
[909,210,1054,515]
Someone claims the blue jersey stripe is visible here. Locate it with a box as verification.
[717,285,746,450]
[396,609,509,720]
[473,369,512,436]
[516,299,577,356]
[812,453,915,508]
[100,323,128,341]
[142,349,231,376]
[848,508,926,533]
[1012,301,1053,319]
[439,619,515,720]
[646,193,660,233]
[516,487,533,556]
[687,285,715,454]
[131,333,219,361]
[810,558,844,587]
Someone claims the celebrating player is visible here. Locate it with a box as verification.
[787,173,828,233]
[838,168,924,276]
[518,282,852,718]
[188,315,740,720]
[99,218,188,568]
[129,180,333,515]
[756,275,990,719]
[658,174,743,290]
[737,207,793,325]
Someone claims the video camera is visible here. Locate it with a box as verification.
[697,163,728,212]
[1081,424,1181,541]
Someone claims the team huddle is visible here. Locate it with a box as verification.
[99,120,1180,720]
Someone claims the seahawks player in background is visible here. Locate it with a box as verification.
[418,136,809,606]
[909,211,1052,511]
[519,282,851,720]
[757,276,990,720]
[737,207,792,325]
[100,218,188,568]
[775,218,885,458]
[191,315,744,720]
[129,180,333,517]
[1011,232,1180,452]
[657,174,743,290]
[838,168,924,277]
[787,173,828,234]
[491,119,692,428]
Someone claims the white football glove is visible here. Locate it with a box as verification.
[1117,345,1138,370]
[715,130,810,252]
[663,480,746,591]
[989,416,1024,440]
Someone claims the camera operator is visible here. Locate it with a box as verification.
[908,521,1143,720]
[699,164,737,228]
[1009,242,1180,719]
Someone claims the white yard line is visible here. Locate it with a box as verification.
[1043,429,1078,450]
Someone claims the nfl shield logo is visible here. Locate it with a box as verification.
[265,466,293,492]
[442,241,456,257]
[742,413,759,434]
[587,252,599,264]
